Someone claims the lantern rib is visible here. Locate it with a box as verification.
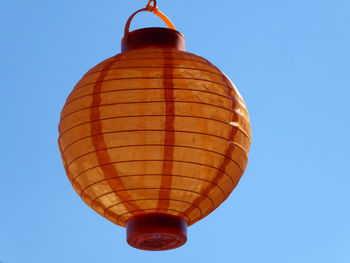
[73,159,236,189]
[115,208,190,226]
[99,49,200,57]
[59,101,245,127]
[89,188,215,224]
[95,56,209,66]
[113,50,184,55]
[63,87,239,110]
[94,57,214,72]
[60,102,248,134]
[58,114,249,141]
[92,187,215,207]
[60,129,249,159]
[71,76,239,97]
[66,153,243,194]
[78,174,226,202]
[91,188,214,211]
[67,159,239,196]
[83,66,223,80]
[97,50,212,62]
[103,198,203,221]
[65,144,246,175]
[95,53,216,68]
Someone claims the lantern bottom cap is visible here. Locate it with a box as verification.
[126,213,187,251]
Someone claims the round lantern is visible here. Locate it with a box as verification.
[58,0,251,251]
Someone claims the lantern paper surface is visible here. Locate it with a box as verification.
[58,47,251,228]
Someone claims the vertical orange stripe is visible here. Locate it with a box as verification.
[182,75,238,219]
[90,59,141,214]
[157,51,175,209]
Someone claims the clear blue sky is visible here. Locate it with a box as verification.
[1,0,349,262]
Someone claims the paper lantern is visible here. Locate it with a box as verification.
[58,0,251,251]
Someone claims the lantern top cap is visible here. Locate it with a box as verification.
[122,27,185,52]
[121,1,185,52]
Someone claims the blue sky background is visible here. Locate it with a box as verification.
[1,0,349,262]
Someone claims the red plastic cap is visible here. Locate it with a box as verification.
[121,27,185,52]
[126,213,187,251]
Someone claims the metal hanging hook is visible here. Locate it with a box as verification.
[146,0,157,12]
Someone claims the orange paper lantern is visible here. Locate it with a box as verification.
[58,0,251,251]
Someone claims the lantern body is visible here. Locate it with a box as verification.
[58,28,251,249]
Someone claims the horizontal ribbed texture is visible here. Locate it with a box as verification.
[58,47,251,227]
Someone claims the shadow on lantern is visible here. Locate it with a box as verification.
[58,0,251,251]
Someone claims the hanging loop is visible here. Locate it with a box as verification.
[146,0,157,11]
[124,1,176,38]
